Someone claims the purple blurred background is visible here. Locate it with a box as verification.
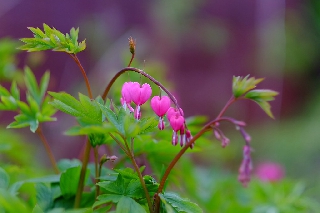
[1,0,320,181]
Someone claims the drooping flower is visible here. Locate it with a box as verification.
[169,115,184,146]
[121,82,134,112]
[151,96,171,130]
[255,162,284,182]
[186,129,194,148]
[167,107,187,146]
[167,107,184,120]
[238,145,252,187]
[124,82,152,119]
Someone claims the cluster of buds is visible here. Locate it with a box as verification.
[121,82,193,147]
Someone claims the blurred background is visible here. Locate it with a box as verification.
[1,0,320,209]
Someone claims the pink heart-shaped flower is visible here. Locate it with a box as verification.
[130,83,152,106]
[151,96,171,117]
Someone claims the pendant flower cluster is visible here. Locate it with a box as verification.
[121,82,152,119]
[121,82,193,147]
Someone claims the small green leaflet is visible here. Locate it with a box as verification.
[18,23,86,54]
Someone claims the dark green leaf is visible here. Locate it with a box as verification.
[94,194,123,207]
[116,196,147,213]
[159,192,203,213]
[98,174,126,195]
[35,183,53,211]
[49,91,84,117]
[60,166,82,198]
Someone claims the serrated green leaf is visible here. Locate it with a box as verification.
[39,71,50,99]
[251,100,275,119]
[232,75,264,98]
[19,23,86,54]
[99,103,125,135]
[60,166,82,199]
[24,67,43,104]
[0,85,10,96]
[79,93,102,123]
[17,101,32,115]
[98,174,126,195]
[123,114,140,137]
[138,116,158,135]
[35,183,53,211]
[0,167,9,190]
[10,81,20,100]
[43,24,54,37]
[49,91,84,117]
[159,192,203,213]
[94,194,123,207]
[1,96,18,110]
[245,89,278,102]
[116,196,147,213]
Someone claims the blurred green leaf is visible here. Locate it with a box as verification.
[0,167,9,190]
[116,196,147,213]
[60,166,82,199]
[35,183,53,211]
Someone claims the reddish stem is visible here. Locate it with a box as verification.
[153,96,236,212]
[36,126,59,174]
[68,53,93,99]
[101,67,181,113]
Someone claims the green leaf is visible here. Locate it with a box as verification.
[94,194,123,207]
[32,205,44,213]
[138,116,158,135]
[39,71,50,99]
[57,159,81,172]
[49,91,84,117]
[232,75,264,98]
[116,196,147,213]
[0,167,9,190]
[79,93,102,123]
[19,23,86,54]
[35,183,53,211]
[99,103,125,135]
[24,67,41,104]
[10,81,20,100]
[98,174,126,195]
[245,89,278,119]
[60,166,82,198]
[159,192,203,213]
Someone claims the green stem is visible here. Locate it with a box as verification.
[124,138,153,213]
[153,96,236,212]
[35,125,59,174]
[74,139,91,208]
[68,53,95,208]
[94,147,99,199]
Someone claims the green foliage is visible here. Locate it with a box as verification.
[5,67,56,132]
[159,192,203,213]
[19,23,86,54]
[232,75,278,118]
[95,168,159,212]
[0,38,23,82]
[232,75,264,98]
[245,89,278,118]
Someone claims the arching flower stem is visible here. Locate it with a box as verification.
[153,95,236,212]
[101,67,183,116]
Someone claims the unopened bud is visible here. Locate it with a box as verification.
[128,36,136,55]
